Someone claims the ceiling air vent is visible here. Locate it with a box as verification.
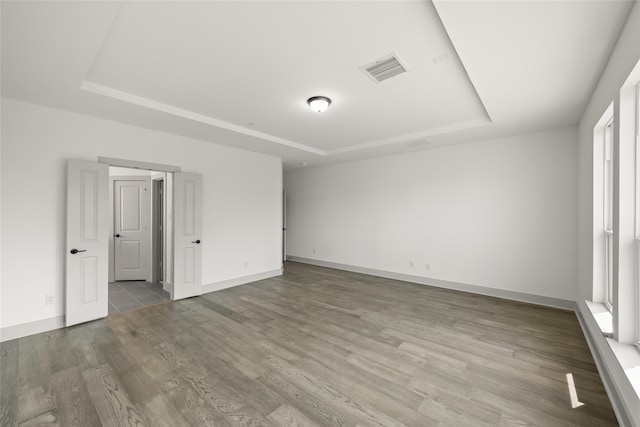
[360,54,408,83]
[405,139,432,149]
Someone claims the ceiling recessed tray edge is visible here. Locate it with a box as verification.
[81,79,492,157]
[80,80,325,156]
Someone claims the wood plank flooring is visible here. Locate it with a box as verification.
[1,262,618,426]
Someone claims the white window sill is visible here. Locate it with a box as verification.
[585,301,640,397]
[586,300,614,335]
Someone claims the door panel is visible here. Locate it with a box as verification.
[66,159,109,326]
[114,179,149,281]
[120,185,141,230]
[173,172,202,300]
[120,241,142,269]
[184,247,195,284]
[81,257,98,303]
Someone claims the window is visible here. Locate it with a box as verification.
[588,57,640,407]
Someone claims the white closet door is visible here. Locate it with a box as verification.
[114,179,150,281]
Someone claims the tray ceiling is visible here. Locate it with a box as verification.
[1,1,634,168]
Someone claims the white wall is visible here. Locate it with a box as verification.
[285,127,578,301]
[1,98,282,330]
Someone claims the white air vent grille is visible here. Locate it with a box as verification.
[360,54,408,83]
[405,139,432,148]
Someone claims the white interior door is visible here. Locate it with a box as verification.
[283,190,287,262]
[114,179,150,281]
[173,172,202,300]
[66,159,109,326]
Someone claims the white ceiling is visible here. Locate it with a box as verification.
[1,1,634,169]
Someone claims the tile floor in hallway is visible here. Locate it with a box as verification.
[108,281,170,314]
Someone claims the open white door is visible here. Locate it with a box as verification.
[173,172,202,300]
[66,159,109,326]
[283,190,287,263]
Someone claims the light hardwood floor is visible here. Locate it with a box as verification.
[1,262,618,426]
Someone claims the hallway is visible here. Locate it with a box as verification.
[108,281,170,314]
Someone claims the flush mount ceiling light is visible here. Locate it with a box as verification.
[307,96,331,113]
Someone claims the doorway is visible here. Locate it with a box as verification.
[66,157,203,326]
[108,167,170,314]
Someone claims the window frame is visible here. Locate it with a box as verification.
[604,117,614,313]
[635,82,640,350]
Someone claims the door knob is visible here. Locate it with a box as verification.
[70,248,87,254]
[192,240,201,244]
[115,234,121,237]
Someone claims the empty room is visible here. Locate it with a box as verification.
[1,1,640,426]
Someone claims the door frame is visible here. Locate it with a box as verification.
[100,157,181,300]
[151,177,165,284]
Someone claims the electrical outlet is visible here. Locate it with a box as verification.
[409,260,414,268]
[425,263,431,271]
[45,294,54,305]
[244,261,248,269]
[313,248,317,254]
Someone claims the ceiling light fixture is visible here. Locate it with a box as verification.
[307,96,331,113]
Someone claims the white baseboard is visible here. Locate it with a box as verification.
[576,300,638,427]
[1,269,282,342]
[202,268,282,294]
[287,256,576,311]
[0,315,65,343]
